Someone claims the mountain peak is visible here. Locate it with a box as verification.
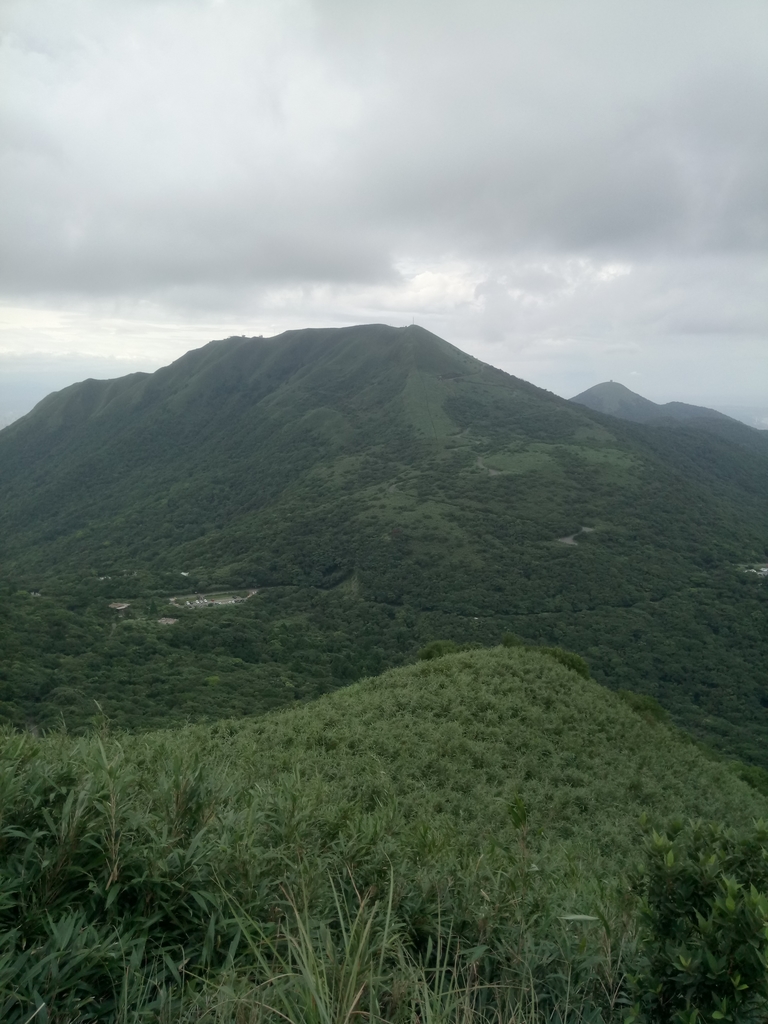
[1,326,767,765]
[570,381,730,425]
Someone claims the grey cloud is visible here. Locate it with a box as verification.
[2,0,766,298]
[0,0,765,409]
[328,0,768,255]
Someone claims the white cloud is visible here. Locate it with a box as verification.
[0,0,766,412]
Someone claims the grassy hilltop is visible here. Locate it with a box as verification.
[180,645,766,858]
[3,647,767,1021]
[0,325,767,762]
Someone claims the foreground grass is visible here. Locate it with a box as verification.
[1,648,766,1021]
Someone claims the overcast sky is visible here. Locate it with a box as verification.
[1,0,766,425]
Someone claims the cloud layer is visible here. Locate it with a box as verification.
[1,0,766,407]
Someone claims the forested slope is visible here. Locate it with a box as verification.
[0,325,766,761]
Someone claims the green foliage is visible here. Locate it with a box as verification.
[0,648,766,1020]
[417,639,460,660]
[618,690,670,726]
[629,820,768,1024]
[0,734,230,1020]
[537,646,591,679]
[731,762,768,797]
[0,585,421,733]
[1,324,767,762]
[502,631,525,647]
[1,327,768,1020]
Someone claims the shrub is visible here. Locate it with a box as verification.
[730,762,768,798]
[501,631,524,647]
[618,690,669,726]
[538,646,591,679]
[629,819,768,1023]
[417,640,459,660]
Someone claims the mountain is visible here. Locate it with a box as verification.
[570,380,733,425]
[0,324,767,763]
[4,646,767,1018]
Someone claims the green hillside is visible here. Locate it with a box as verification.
[4,648,767,1021]
[1,325,767,762]
[145,646,768,857]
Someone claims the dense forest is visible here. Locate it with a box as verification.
[0,326,766,763]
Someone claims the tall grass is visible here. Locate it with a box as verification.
[0,728,632,1022]
[2,648,765,1021]
[172,880,635,1024]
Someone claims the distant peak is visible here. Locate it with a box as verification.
[572,381,642,399]
[570,381,732,426]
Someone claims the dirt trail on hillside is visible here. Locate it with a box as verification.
[476,457,501,476]
[557,526,595,545]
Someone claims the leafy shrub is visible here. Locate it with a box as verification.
[501,631,524,647]
[618,690,669,726]
[730,762,768,797]
[538,646,591,679]
[0,723,633,1023]
[417,640,460,660]
[629,819,768,1023]
[417,640,484,661]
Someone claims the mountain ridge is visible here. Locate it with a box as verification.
[0,324,767,764]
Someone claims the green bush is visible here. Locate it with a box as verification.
[618,690,669,726]
[730,762,768,798]
[417,640,460,660]
[501,631,524,647]
[538,646,591,679]
[630,819,768,1023]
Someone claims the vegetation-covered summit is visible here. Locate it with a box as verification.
[569,381,733,425]
[1,325,767,762]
